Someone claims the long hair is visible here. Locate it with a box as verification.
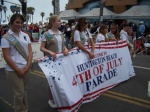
[110,23,120,38]
[74,17,87,32]
[71,17,87,46]
[47,15,59,30]
[71,17,87,42]
[128,27,134,39]
[110,23,117,34]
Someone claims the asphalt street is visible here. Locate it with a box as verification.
[0,54,150,112]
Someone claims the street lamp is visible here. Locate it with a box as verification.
[10,5,20,14]
[16,6,21,13]
[31,8,35,23]
[10,5,16,13]
[0,5,7,24]
[3,6,7,21]
[0,5,3,24]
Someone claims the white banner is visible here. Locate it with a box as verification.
[0,48,6,68]
[38,40,135,112]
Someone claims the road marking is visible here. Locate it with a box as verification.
[30,70,45,78]
[31,70,150,109]
[106,91,150,105]
[0,70,45,110]
[0,97,14,109]
[134,65,150,70]
[33,70,44,75]
[103,93,150,108]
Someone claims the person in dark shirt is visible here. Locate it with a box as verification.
[64,24,71,48]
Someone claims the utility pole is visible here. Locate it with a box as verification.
[1,0,4,5]
[54,0,60,15]
[25,0,28,31]
[99,0,105,24]
[20,0,27,30]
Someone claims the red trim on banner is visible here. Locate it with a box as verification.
[94,40,127,46]
[37,41,128,62]
[95,44,128,49]
[57,83,118,111]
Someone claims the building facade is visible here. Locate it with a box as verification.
[106,0,137,13]
[67,0,149,14]
[67,0,150,27]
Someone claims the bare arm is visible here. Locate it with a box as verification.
[63,46,69,56]
[40,41,57,59]
[109,38,117,41]
[2,48,25,77]
[75,41,94,59]
[89,38,95,53]
[105,38,109,42]
[127,42,133,49]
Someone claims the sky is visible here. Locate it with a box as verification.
[2,0,68,24]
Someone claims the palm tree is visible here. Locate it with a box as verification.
[3,6,7,21]
[31,8,35,23]
[65,3,68,10]
[51,0,55,14]
[40,12,45,22]
[27,7,31,22]
[27,7,35,23]
[49,12,53,17]
[10,5,21,14]
[16,6,21,13]
[10,5,16,13]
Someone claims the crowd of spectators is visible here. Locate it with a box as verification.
[58,20,150,56]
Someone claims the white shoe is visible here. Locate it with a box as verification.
[133,54,136,58]
[48,100,57,108]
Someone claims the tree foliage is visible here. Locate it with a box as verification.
[27,7,35,15]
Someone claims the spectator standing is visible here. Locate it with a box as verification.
[39,21,44,34]
[28,23,33,36]
[138,21,145,37]
[33,23,39,34]
[64,23,71,48]
[131,22,138,38]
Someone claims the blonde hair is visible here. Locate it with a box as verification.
[47,15,59,30]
